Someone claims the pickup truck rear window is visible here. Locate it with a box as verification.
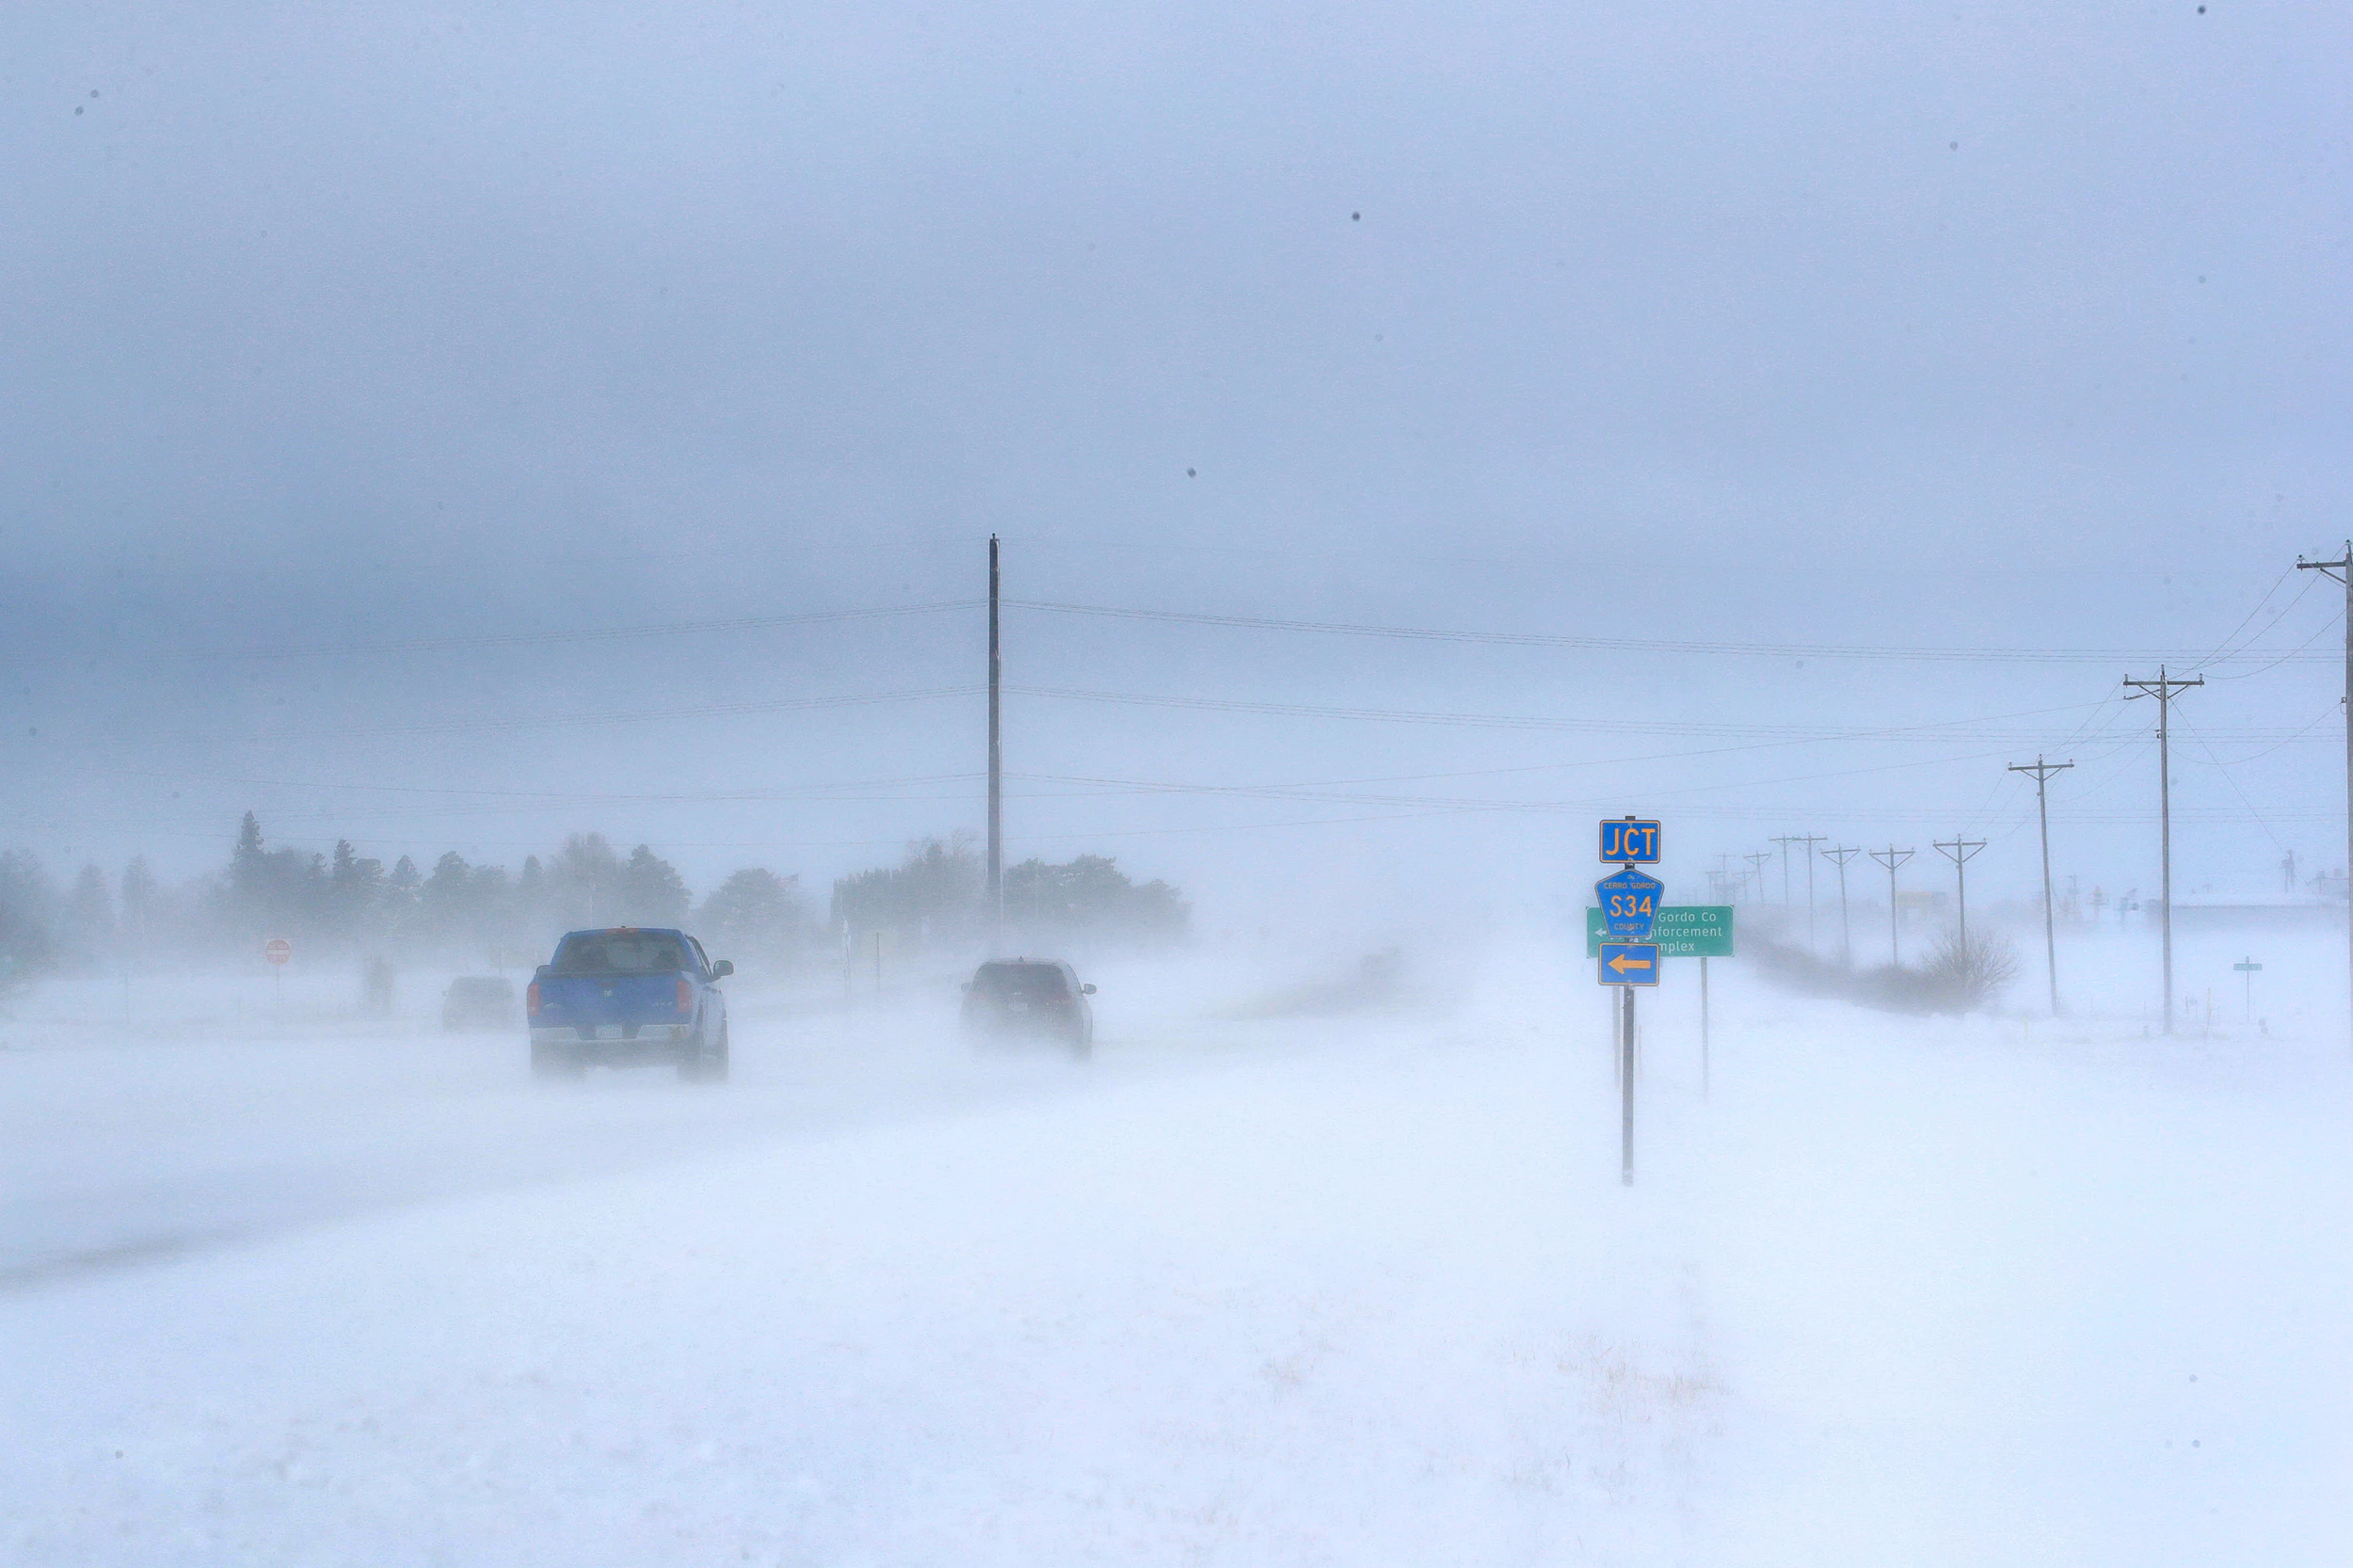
[550,933,693,975]
[972,963,1070,1000]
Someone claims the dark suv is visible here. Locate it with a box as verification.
[962,959,1096,1054]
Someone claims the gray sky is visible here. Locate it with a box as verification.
[4,1,2348,926]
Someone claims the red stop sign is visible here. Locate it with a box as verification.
[264,938,292,967]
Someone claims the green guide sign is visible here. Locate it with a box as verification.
[1585,904,1735,959]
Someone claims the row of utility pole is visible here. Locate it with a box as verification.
[984,535,2353,1046]
[1712,536,2353,1041]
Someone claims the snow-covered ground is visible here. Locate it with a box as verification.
[2,932,2348,1564]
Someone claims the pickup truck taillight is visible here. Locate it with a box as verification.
[526,982,540,1017]
[677,977,694,1015]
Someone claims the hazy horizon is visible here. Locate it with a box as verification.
[8,1,2349,932]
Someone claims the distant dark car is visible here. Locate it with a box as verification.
[962,958,1095,1054]
[441,975,517,1032]
[527,927,732,1081]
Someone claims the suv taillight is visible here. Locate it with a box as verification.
[677,977,694,1014]
[526,982,541,1016]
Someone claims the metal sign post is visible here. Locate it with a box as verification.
[1584,904,1736,1109]
[1593,816,1663,1187]
[1600,944,1658,1185]
[264,936,291,1022]
[2235,957,2263,1025]
[1620,984,1637,1184]
[1699,954,1711,1100]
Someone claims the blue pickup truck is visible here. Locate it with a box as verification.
[527,927,732,1081]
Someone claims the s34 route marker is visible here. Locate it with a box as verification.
[1595,867,1665,940]
[1600,817,1661,864]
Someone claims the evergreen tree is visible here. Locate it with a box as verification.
[419,851,474,948]
[830,835,981,948]
[232,812,266,896]
[223,813,327,937]
[620,844,691,926]
[328,840,384,943]
[698,868,802,960]
[0,852,56,993]
[384,855,422,923]
[68,863,113,958]
[469,863,515,957]
[516,855,548,941]
[1003,853,1189,951]
[548,834,622,927]
[119,856,156,950]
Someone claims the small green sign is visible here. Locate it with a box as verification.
[1586,904,1735,959]
[2233,961,2262,972]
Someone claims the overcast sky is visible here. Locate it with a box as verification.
[4,1,2348,929]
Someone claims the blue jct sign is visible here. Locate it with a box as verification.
[1595,867,1664,939]
[1599,819,1661,863]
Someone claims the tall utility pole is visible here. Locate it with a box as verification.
[1822,845,1862,967]
[2009,756,2076,1016]
[2123,667,2204,1035]
[985,535,1003,944]
[1932,837,1987,953]
[1744,850,1771,903]
[1769,835,1801,909]
[2297,541,2353,1053]
[1871,846,1914,964]
[1790,833,1828,950]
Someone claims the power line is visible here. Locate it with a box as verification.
[1008,684,2145,742]
[54,685,984,749]
[1008,599,2345,666]
[2185,566,2310,674]
[60,601,983,665]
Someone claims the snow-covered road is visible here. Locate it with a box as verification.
[3,943,2349,1564]
[0,975,1160,1291]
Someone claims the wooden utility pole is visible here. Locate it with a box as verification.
[2123,668,2203,1035]
[1821,845,1862,967]
[2297,542,2353,1053]
[1790,832,1828,950]
[2008,756,2075,1016]
[1870,846,1913,964]
[986,535,1003,945]
[1769,835,1801,909]
[1931,837,1987,955]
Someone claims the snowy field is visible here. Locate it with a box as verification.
[3,930,2349,1565]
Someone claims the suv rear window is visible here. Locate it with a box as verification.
[551,933,692,975]
[973,963,1070,1000]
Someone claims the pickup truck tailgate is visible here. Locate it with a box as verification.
[537,973,682,1031]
